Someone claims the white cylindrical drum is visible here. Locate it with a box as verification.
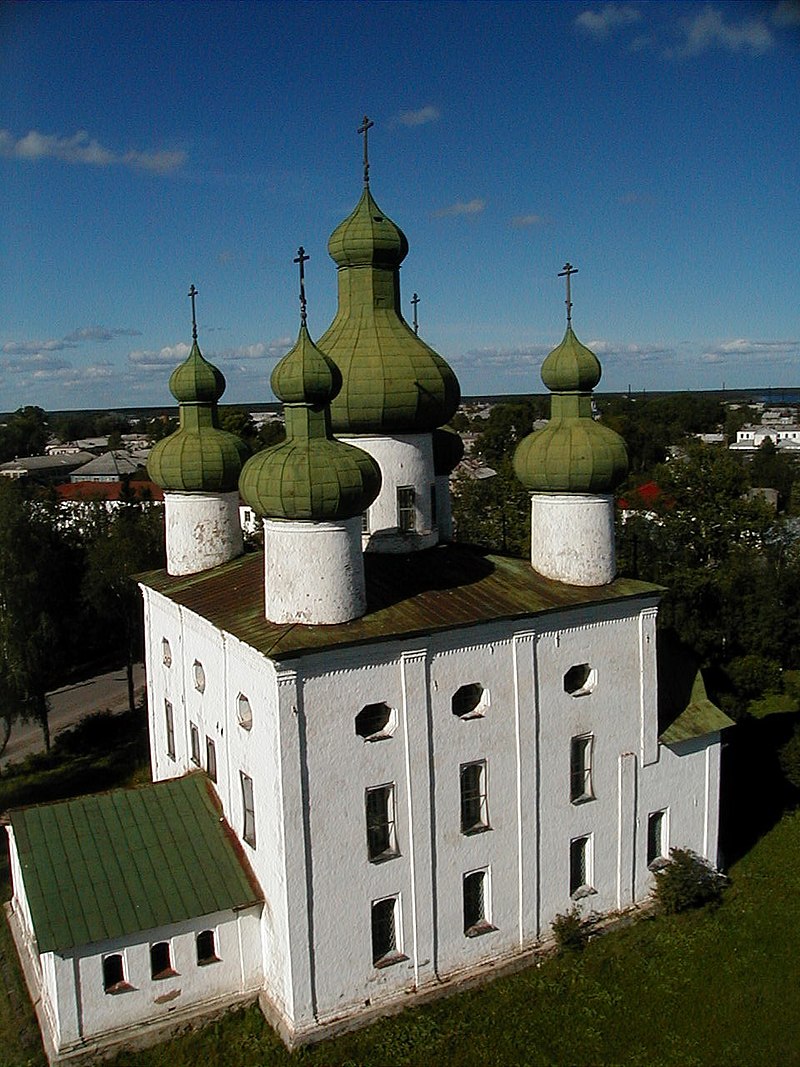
[164,491,243,576]
[530,493,616,587]
[263,516,366,624]
[341,433,438,553]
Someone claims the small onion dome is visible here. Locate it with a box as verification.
[271,322,342,405]
[239,324,381,521]
[513,325,627,495]
[168,340,226,403]
[433,426,465,475]
[319,186,460,435]
[328,186,409,268]
[541,326,601,393]
[148,341,248,494]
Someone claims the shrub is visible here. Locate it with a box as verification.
[552,906,589,953]
[652,848,727,914]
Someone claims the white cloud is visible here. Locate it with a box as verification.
[511,214,545,228]
[216,338,292,362]
[2,353,72,374]
[702,338,800,361]
[2,338,76,355]
[395,106,440,127]
[433,198,486,218]
[63,325,141,343]
[575,3,642,38]
[456,343,552,369]
[0,128,186,173]
[128,342,191,368]
[588,340,676,362]
[673,6,774,57]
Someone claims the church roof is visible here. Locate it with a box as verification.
[658,635,736,743]
[9,774,262,954]
[139,544,662,662]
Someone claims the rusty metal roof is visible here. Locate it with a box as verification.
[139,545,662,662]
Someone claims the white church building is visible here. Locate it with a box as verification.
[6,132,732,1064]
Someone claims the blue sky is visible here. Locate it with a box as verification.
[1,0,799,412]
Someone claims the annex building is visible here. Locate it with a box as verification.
[6,129,733,1064]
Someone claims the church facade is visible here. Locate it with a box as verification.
[6,128,732,1064]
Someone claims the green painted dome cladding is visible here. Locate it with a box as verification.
[147,340,249,493]
[319,187,460,434]
[240,325,381,521]
[513,327,627,494]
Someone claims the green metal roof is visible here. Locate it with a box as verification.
[319,185,461,434]
[139,544,662,662]
[659,654,735,744]
[541,326,601,393]
[169,341,226,404]
[270,322,342,406]
[9,774,262,954]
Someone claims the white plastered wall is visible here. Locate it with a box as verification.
[530,493,616,586]
[343,433,437,553]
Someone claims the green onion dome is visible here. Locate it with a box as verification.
[319,187,460,435]
[433,426,465,475]
[513,326,627,494]
[148,339,249,493]
[540,326,601,393]
[239,323,381,521]
[328,185,410,268]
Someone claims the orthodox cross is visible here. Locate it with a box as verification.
[188,284,199,341]
[294,246,310,325]
[358,114,374,185]
[411,292,420,335]
[558,262,578,325]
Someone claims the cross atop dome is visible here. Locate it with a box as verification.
[294,246,310,326]
[188,283,199,341]
[558,262,578,326]
[358,114,374,185]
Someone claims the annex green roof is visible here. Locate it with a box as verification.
[139,543,663,662]
[239,322,381,520]
[514,324,628,494]
[658,641,735,744]
[9,774,262,954]
[319,185,460,435]
[148,337,249,494]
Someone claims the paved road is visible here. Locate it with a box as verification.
[0,663,146,768]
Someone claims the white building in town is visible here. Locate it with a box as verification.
[6,135,732,1065]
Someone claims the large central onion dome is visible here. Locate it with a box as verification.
[239,321,381,521]
[318,184,460,435]
[148,326,248,494]
[514,325,628,494]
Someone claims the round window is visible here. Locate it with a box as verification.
[237,693,253,730]
[193,661,206,693]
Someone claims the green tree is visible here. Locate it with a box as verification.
[750,437,796,510]
[452,458,530,557]
[472,400,545,468]
[82,494,165,713]
[219,406,258,450]
[0,405,49,460]
[0,480,77,750]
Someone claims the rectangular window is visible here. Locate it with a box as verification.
[196,929,218,965]
[570,834,593,897]
[206,737,217,783]
[362,510,370,534]
[430,483,438,527]
[647,809,668,866]
[102,953,126,993]
[190,722,200,765]
[165,700,175,760]
[150,941,175,979]
[460,761,489,834]
[463,869,492,936]
[371,895,402,966]
[240,771,256,848]
[570,735,594,803]
[366,784,398,861]
[397,486,416,533]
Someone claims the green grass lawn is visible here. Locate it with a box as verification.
[3,808,800,1067]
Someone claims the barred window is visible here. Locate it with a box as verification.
[460,761,489,834]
